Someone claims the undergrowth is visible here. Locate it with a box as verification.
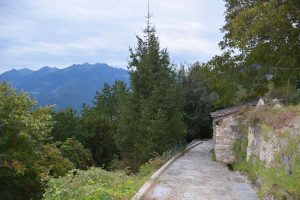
[247,105,300,129]
[43,142,187,200]
[233,153,300,199]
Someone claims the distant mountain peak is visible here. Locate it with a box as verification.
[40,66,53,70]
[67,63,113,72]
[0,62,129,111]
[3,68,33,76]
[38,66,59,72]
[13,68,32,72]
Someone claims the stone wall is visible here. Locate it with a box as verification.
[247,116,300,168]
[213,114,241,163]
[213,103,300,167]
[212,104,300,199]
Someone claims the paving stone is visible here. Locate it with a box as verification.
[143,140,258,200]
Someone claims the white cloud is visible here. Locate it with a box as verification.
[0,0,225,72]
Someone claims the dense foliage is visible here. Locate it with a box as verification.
[51,108,78,142]
[114,20,186,168]
[0,82,68,199]
[43,142,187,200]
[221,0,300,82]
[41,145,75,177]
[59,138,93,169]
[43,157,164,200]
[195,0,300,108]
[182,63,217,140]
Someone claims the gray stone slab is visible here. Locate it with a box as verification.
[143,140,258,200]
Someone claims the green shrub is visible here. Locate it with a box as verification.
[41,145,75,178]
[43,157,165,200]
[60,138,94,169]
[43,168,134,200]
[43,142,186,199]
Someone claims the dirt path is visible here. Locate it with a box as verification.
[142,140,258,200]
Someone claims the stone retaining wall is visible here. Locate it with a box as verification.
[247,116,300,168]
[212,105,300,166]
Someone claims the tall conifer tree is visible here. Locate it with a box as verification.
[116,5,185,167]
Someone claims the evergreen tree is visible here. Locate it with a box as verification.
[183,63,217,141]
[116,14,186,167]
[76,106,117,168]
[74,81,129,167]
[51,108,78,142]
[114,84,138,164]
[94,83,116,122]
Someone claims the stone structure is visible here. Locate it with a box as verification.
[211,102,300,199]
[247,116,300,168]
[212,101,300,167]
[210,103,256,163]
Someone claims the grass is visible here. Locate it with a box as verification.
[233,153,300,199]
[211,149,216,161]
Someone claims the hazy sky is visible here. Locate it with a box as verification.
[0,0,226,72]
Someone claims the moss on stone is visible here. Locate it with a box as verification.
[261,124,273,134]
[233,132,300,199]
[232,105,300,199]
[233,135,248,162]
[211,149,217,161]
[278,129,290,139]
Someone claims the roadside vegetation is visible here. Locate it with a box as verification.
[43,143,186,200]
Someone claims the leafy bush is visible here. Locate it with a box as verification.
[41,145,75,177]
[59,138,94,169]
[43,157,164,200]
[43,142,185,199]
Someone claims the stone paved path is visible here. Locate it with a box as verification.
[143,140,258,200]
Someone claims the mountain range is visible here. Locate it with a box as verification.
[0,63,129,111]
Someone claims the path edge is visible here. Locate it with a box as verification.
[131,140,203,200]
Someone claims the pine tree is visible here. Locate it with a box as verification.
[128,11,172,99]
[94,83,116,122]
[116,8,186,168]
